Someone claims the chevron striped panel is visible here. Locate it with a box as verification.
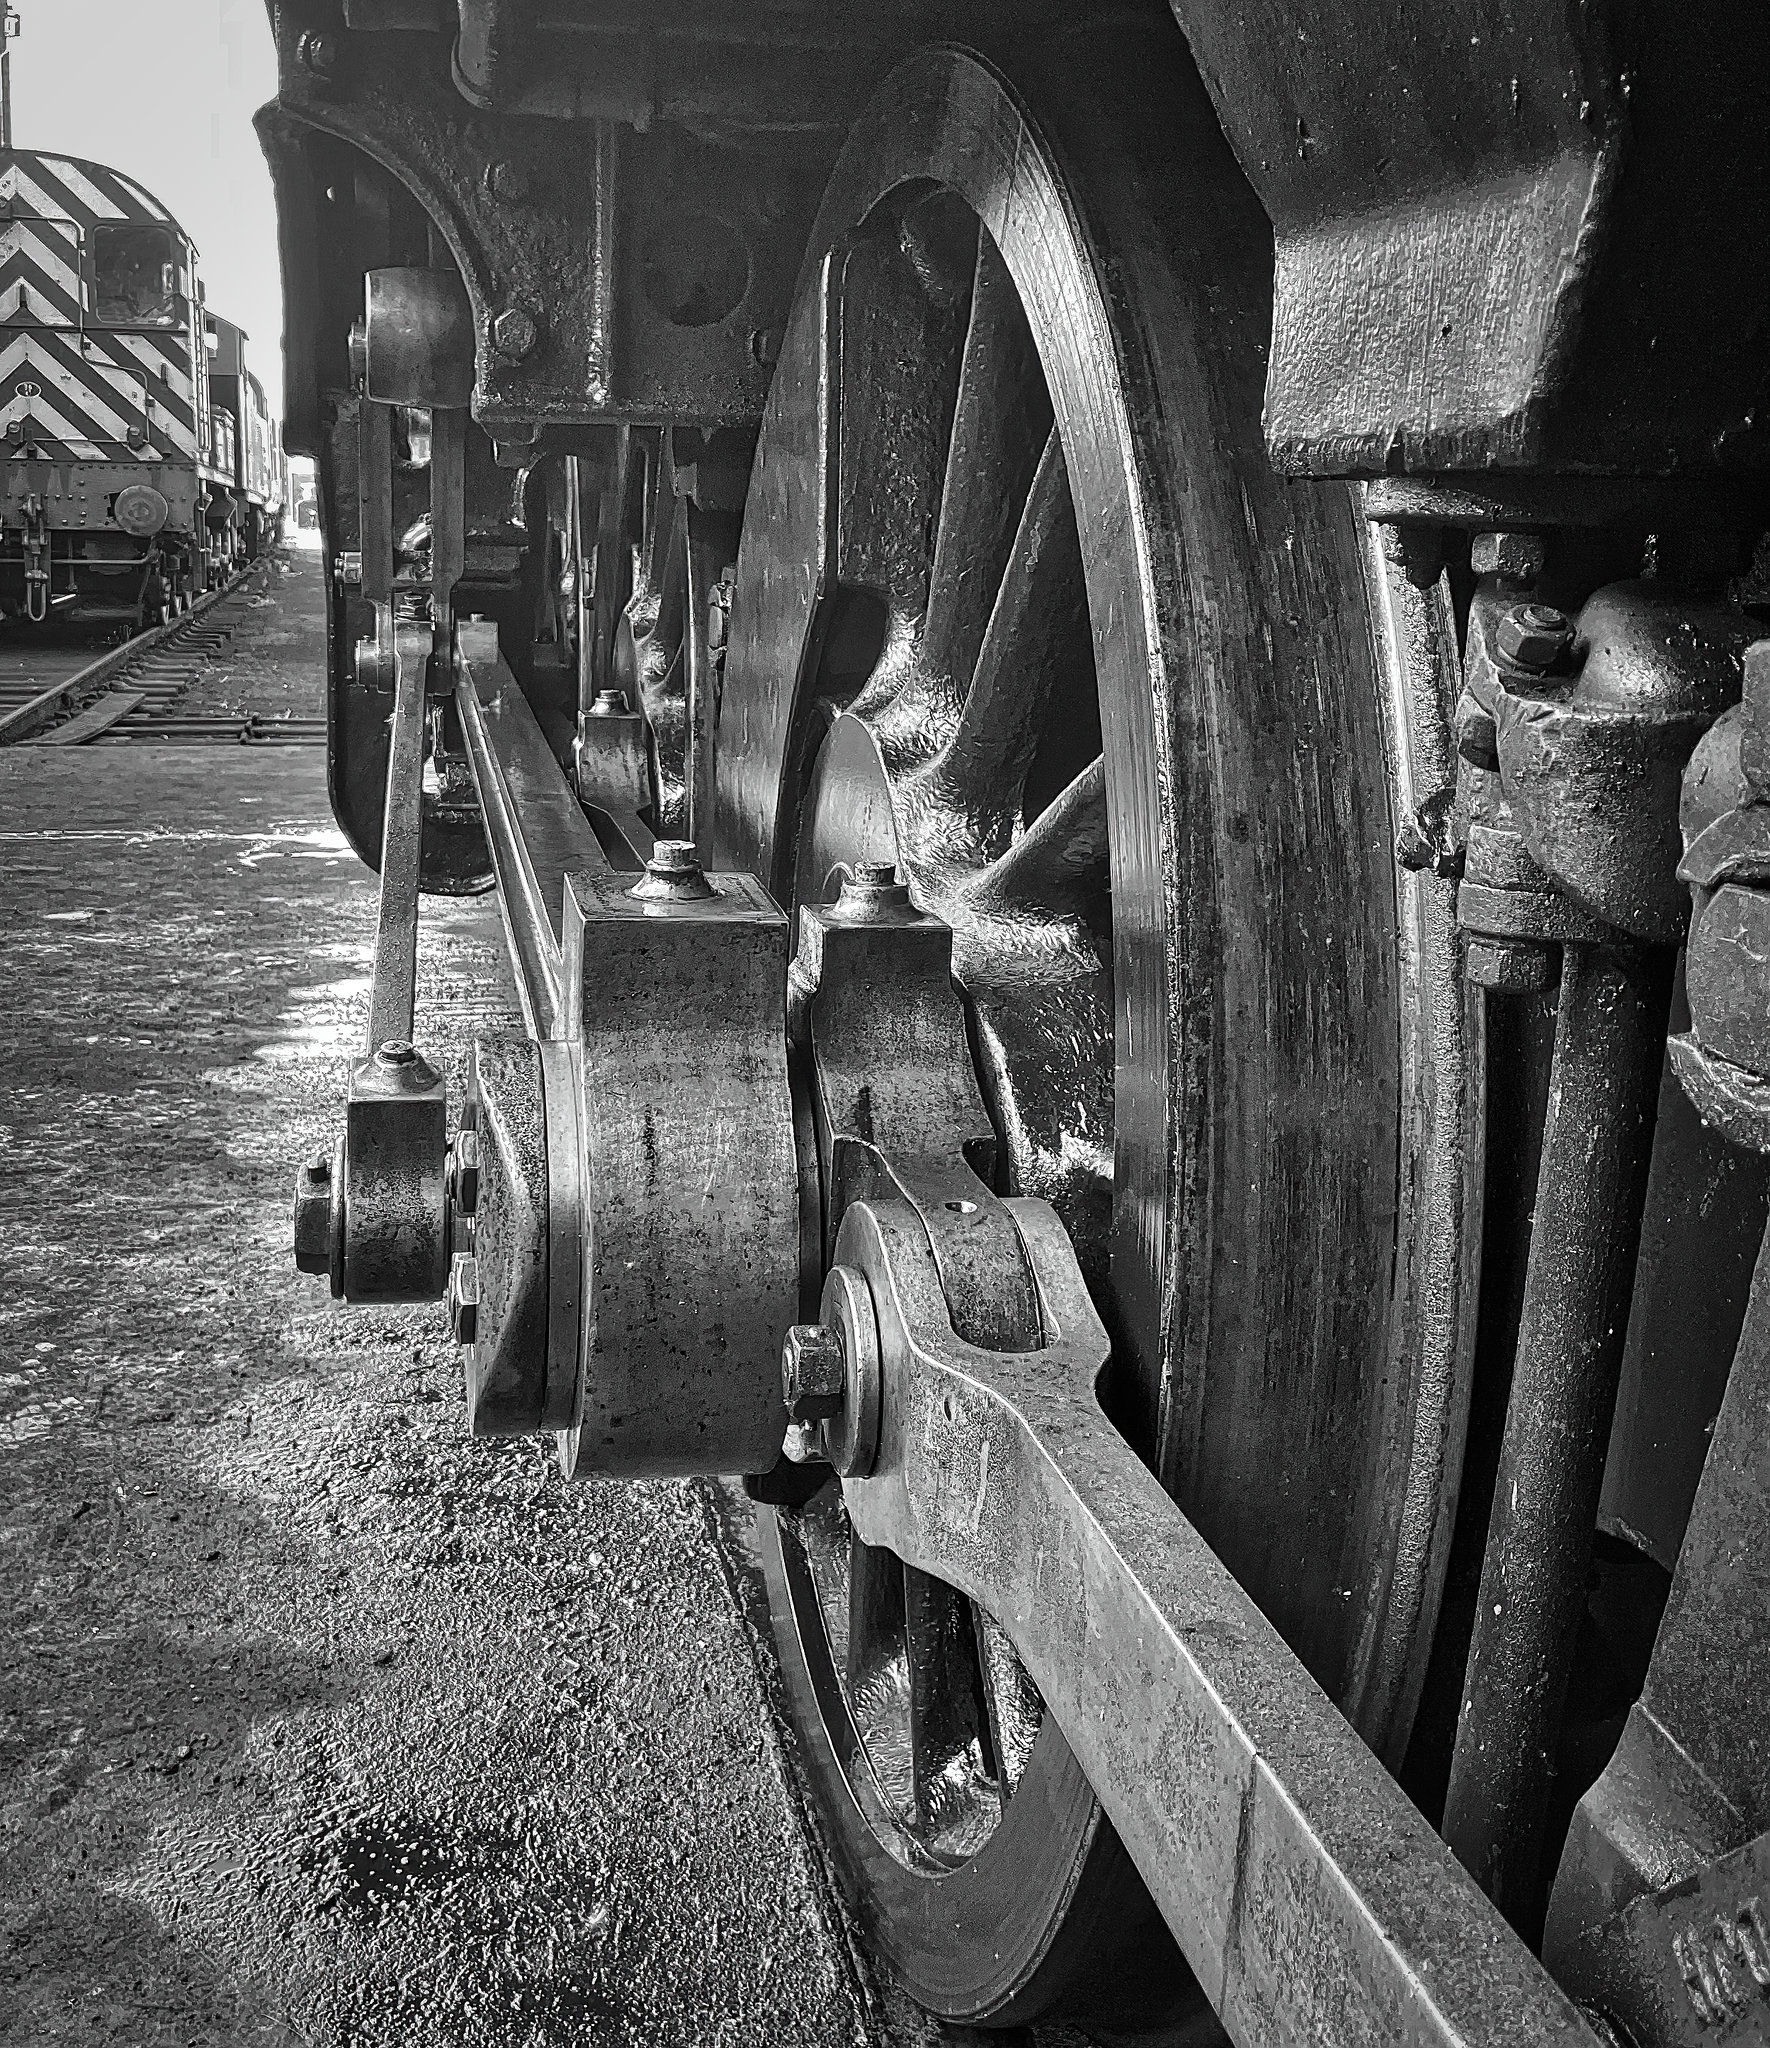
[0,150,203,469]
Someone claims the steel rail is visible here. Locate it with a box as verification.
[832,1196,1604,2048]
[456,620,608,1040]
[0,569,247,745]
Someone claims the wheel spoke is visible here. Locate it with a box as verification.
[846,1527,905,1699]
[922,235,1053,695]
[904,1563,988,1835]
[970,753,1109,928]
[972,1605,1043,1798]
[918,431,1089,862]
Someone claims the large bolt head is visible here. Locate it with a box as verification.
[1496,602,1575,674]
[629,839,715,902]
[292,1152,334,1275]
[486,158,529,203]
[446,1252,480,1346]
[492,307,540,363]
[449,1127,481,1215]
[781,1323,846,1423]
[832,860,912,921]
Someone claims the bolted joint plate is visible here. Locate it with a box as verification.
[558,867,796,1478]
[342,1048,449,1302]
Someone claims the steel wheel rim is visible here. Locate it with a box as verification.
[721,34,1477,2019]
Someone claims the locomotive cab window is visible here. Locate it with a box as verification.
[92,223,178,326]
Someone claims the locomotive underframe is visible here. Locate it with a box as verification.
[267,4,1770,2044]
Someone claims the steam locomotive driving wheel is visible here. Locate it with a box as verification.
[715,37,1479,2028]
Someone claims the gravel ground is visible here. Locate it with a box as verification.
[0,554,946,2048]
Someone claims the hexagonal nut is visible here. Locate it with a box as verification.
[781,1323,845,1423]
[1496,602,1574,675]
[1465,936,1558,995]
[781,1420,826,1466]
[293,1154,335,1275]
[446,1252,480,1346]
[492,307,540,363]
[486,158,530,204]
[1394,789,1463,879]
[1471,531,1546,583]
[449,1127,481,1215]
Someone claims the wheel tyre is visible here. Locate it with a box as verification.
[717,29,1478,2031]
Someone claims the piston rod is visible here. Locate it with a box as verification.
[1443,941,1673,1932]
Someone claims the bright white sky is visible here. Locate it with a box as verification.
[11,0,284,412]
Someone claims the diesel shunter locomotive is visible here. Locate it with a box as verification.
[268,4,1770,2044]
[0,148,285,624]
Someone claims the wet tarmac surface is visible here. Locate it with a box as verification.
[0,553,957,2048]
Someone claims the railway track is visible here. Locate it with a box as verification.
[0,566,325,748]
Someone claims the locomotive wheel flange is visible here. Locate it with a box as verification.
[715,30,1479,2027]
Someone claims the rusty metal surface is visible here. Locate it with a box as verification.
[1494,586,1751,947]
[1556,1829,1770,2046]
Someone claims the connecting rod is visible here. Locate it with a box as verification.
[806,1194,1599,2048]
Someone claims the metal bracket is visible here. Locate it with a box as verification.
[554,860,796,1477]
